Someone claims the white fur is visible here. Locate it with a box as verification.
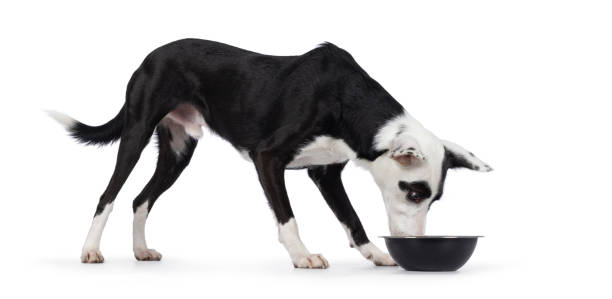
[287,136,357,169]
[278,218,329,268]
[368,112,446,236]
[286,113,448,238]
[367,113,492,236]
[240,136,356,167]
[81,203,113,263]
[386,205,428,236]
[133,201,162,261]
[373,112,422,151]
[341,224,396,265]
[238,149,252,162]
[46,110,76,129]
[133,202,148,250]
[356,242,396,266]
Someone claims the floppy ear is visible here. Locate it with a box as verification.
[442,140,493,172]
[390,133,426,166]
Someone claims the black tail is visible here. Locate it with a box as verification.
[48,104,126,146]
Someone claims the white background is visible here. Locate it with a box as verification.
[1,0,611,298]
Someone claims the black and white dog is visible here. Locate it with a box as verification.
[50,39,492,268]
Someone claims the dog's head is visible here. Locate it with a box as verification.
[367,115,492,236]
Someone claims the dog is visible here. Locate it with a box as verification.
[49,39,492,268]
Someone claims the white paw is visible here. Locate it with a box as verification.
[81,249,104,263]
[369,252,396,266]
[134,248,162,261]
[357,242,397,266]
[293,254,329,269]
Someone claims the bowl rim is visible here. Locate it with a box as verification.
[379,235,483,239]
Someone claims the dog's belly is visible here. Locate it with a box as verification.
[286,136,357,169]
[161,106,356,169]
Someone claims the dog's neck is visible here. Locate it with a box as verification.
[336,86,436,162]
[313,44,438,162]
[338,101,441,164]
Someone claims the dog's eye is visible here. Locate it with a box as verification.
[407,191,427,202]
[398,181,432,203]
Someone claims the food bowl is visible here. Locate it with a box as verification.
[382,236,481,271]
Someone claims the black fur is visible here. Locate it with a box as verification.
[69,104,126,146]
[445,146,480,171]
[131,126,198,214]
[429,150,452,209]
[428,147,482,209]
[308,163,369,247]
[398,181,432,203]
[73,39,403,159]
[57,39,494,267]
[70,39,406,224]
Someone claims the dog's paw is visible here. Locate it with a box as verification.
[293,254,329,269]
[81,249,104,263]
[134,248,162,261]
[357,242,397,266]
[370,252,396,266]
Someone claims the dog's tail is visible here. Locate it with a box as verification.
[47,104,126,146]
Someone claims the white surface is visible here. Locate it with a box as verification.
[1,0,611,298]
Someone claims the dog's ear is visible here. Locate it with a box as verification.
[442,140,493,172]
[390,134,426,167]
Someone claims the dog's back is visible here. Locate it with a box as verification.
[136,39,367,150]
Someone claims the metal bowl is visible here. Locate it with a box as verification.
[382,236,481,271]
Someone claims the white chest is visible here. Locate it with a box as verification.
[286,136,357,169]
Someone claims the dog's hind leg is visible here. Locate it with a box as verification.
[308,163,396,266]
[131,117,198,261]
[81,120,156,263]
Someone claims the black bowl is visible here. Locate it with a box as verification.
[382,236,481,271]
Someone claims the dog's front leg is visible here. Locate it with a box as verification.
[253,150,329,269]
[308,163,396,266]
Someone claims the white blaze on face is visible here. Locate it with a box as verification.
[368,112,446,236]
[378,177,432,236]
[387,204,428,236]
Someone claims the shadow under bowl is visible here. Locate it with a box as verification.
[382,236,481,272]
